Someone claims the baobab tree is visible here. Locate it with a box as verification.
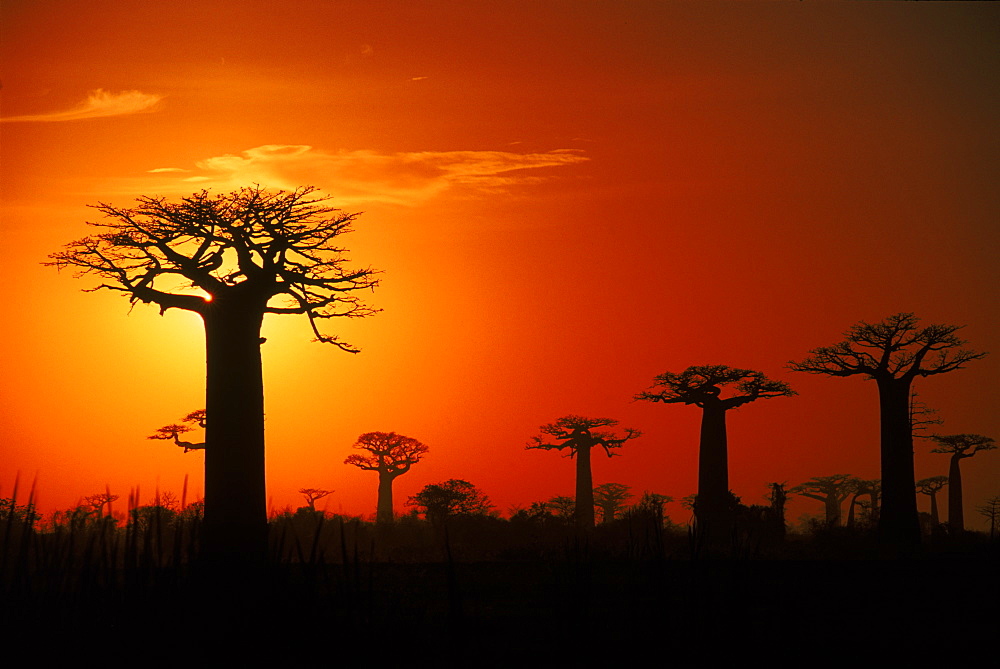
[791,475,854,527]
[635,365,794,537]
[148,410,206,452]
[593,483,633,524]
[298,488,333,512]
[527,415,640,529]
[789,313,986,549]
[47,187,379,565]
[915,476,949,527]
[929,434,996,532]
[845,478,881,529]
[344,432,428,525]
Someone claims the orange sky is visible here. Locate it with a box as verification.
[2,1,997,528]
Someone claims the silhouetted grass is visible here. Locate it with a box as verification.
[2,487,997,665]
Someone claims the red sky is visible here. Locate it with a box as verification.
[2,1,997,528]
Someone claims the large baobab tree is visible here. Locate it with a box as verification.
[915,476,949,527]
[635,365,794,537]
[527,416,640,529]
[929,434,996,532]
[344,432,428,525]
[47,187,379,565]
[789,313,986,550]
[791,475,855,527]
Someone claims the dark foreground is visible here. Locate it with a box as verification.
[4,550,996,666]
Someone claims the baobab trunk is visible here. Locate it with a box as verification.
[376,473,397,525]
[947,454,965,532]
[575,445,595,529]
[876,378,920,550]
[929,491,940,526]
[201,294,268,568]
[696,404,731,538]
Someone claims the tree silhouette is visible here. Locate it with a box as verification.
[929,434,996,532]
[47,187,379,565]
[593,483,633,524]
[407,479,494,523]
[845,478,881,529]
[344,432,428,525]
[83,492,120,519]
[915,476,949,527]
[976,495,1000,539]
[148,410,206,452]
[527,415,640,529]
[789,313,986,549]
[636,365,794,537]
[298,488,333,512]
[791,475,854,527]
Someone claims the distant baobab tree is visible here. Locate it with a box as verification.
[929,434,996,532]
[915,476,949,526]
[148,410,206,452]
[344,431,428,525]
[789,313,986,550]
[791,475,854,527]
[845,478,881,529]
[527,415,640,529]
[593,482,633,524]
[298,488,333,512]
[636,365,794,540]
[47,186,380,566]
[83,491,120,519]
[977,496,1000,539]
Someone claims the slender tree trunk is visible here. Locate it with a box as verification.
[575,445,595,529]
[947,454,965,532]
[875,378,921,550]
[201,297,268,569]
[376,472,397,525]
[696,403,732,539]
[929,492,940,526]
[846,494,859,528]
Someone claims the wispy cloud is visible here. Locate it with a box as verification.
[128,144,589,206]
[1,89,163,123]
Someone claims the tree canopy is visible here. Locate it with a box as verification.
[787,313,985,381]
[635,364,795,408]
[46,186,380,351]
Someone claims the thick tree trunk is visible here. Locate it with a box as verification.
[826,497,842,527]
[201,297,268,569]
[376,472,397,525]
[947,454,964,532]
[575,445,595,529]
[696,404,732,540]
[876,378,921,550]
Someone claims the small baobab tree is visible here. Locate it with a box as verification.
[298,488,333,512]
[527,415,640,529]
[791,475,855,527]
[976,496,1000,539]
[47,186,380,565]
[845,478,881,529]
[344,432,428,525]
[636,365,794,537]
[789,313,986,549]
[593,483,634,524]
[915,476,949,527]
[148,410,206,452]
[929,434,996,532]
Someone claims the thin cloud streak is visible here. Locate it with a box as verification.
[129,144,589,206]
[1,89,163,123]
